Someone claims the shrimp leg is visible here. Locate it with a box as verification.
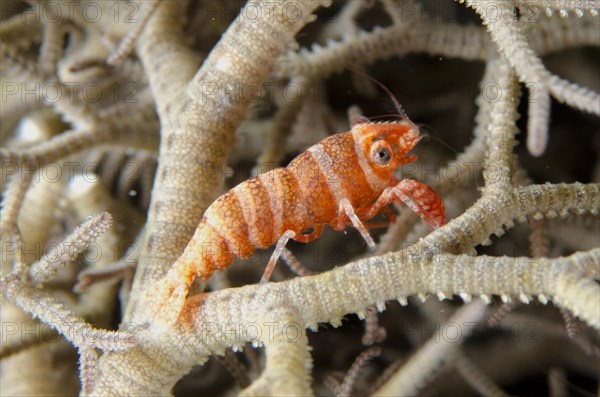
[260,225,324,283]
[333,198,376,250]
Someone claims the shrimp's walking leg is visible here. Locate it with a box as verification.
[363,179,445,228]
[260,225,324,283]
[261,230,295,284]
[336,198,376,250]
[281,248,314,277]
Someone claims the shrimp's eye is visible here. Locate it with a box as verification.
[370,141,392,165]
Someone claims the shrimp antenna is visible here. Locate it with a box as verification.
[418,124,458,155]
[368,114,405,121]
[348,68,408,119]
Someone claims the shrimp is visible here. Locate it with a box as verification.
[147,116,445,324]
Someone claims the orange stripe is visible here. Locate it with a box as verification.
[234,177,275,248]
[203,191,253,258]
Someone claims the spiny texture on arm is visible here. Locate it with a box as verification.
[464,0,600,156]
[512,0,599,16]
[175,248,600,355]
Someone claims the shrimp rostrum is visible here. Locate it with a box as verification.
[148,115,445,323]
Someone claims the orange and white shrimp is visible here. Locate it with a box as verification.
[147,113,445,323]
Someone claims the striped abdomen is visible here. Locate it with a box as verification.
[180,132,387,280]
